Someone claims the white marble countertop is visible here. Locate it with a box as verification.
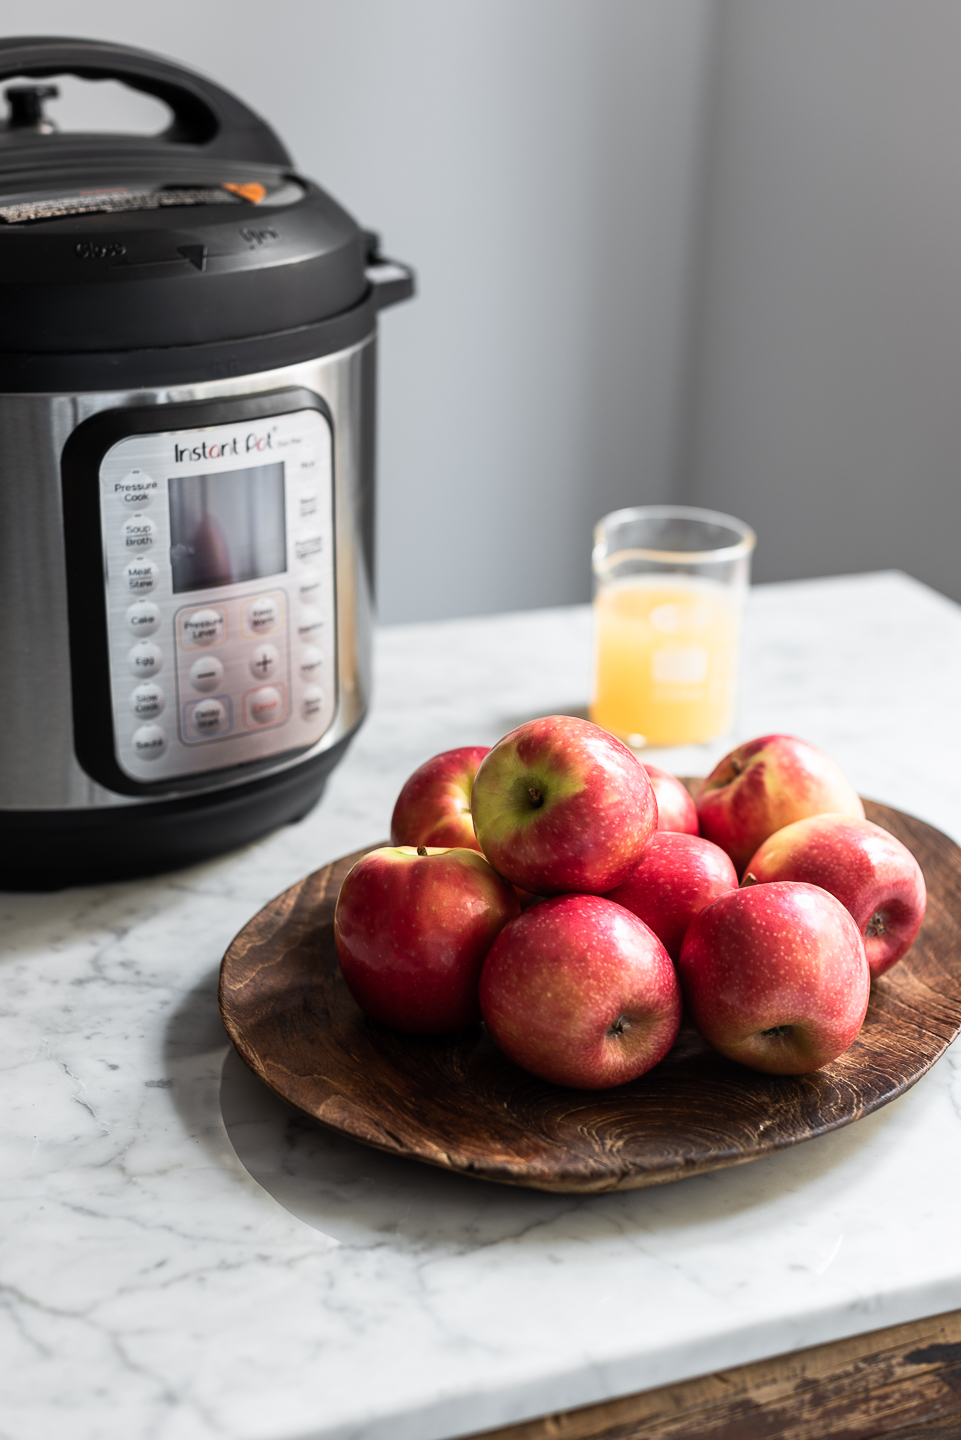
[3,570,961,1440]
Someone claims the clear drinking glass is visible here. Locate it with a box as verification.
[590,505,756,748]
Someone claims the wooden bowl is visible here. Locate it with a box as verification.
[219,798,961,1194]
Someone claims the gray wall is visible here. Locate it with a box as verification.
[0,0,714,622]
[4,1,961,615]
[682,0,961,601]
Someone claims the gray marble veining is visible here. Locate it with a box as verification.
[2,570,961,1440]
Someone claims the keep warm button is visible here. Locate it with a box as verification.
[244,684,286,728]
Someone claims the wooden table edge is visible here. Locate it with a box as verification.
[466,1306,961,1440]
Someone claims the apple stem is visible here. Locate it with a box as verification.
[527,786,544,809]
[416,846,428,856]
[730,756,743,776]
[866,910,887,937]
[607,1015,630,1038]
[741,872,758,888]
[761,1025,791,1038]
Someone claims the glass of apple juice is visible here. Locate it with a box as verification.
[590,505,756,748]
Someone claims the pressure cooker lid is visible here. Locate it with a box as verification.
[0,37,372,359]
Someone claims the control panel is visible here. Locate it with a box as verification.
[97,407,335,783]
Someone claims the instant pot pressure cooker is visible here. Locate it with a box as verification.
[0,37,413,888]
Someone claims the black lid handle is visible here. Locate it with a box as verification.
[0,36,291,165]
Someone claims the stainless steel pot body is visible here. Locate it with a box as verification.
[0,335,377,883]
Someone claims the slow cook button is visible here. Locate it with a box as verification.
[301,684,323,720]
[245,685,283,726]
[297,606,323,641]
[121,513,156,550]
[126,600,160,635]
[131,723,166,759]
[130,681,165,718]
[181,607,225,648]
[299,645,322,680]
[124,559,158,594]
[128,640,163,677]
[189,655,225,692]
[191,698,228,735]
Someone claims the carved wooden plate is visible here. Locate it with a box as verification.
[219,798,961,1193]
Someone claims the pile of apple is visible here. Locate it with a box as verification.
[333,718,926,1087]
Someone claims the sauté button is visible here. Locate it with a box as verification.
[124,559,158,594]
[126,600,160,635]
[130,682,165,718]
[128,640,163,677]
[181,607,225,647]
[191,699,228,735]
[131,723,166,759]
[246,685,283,726]
[299,645,322,680]
[249,643,279,680]
[189,655,225,692]
[301,685,323,720]
[121,513,156,550]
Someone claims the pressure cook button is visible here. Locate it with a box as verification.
[299,645,323,680]
[116,472,157,507]
[131,723,166,759]
[181,607,225,647]
[128,640,163,677]
[121,514,156,550]
[296,606,323,641]
[243,594,280,635]
[189,655,225,692]
[130,682,165,718]
[249,643,280,680]
[126,600,160,635]
[246,685,283,726]
[297,568,322,603]
[301,685,323,720]
[124,559,158,594]
[191,699,228,735]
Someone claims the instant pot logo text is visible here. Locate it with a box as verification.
[173,432,274,463]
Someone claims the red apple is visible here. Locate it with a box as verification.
[677,882,870,1074]
[471,715,657,895]
[742,814,926,979]
[334,846,519,1033]
[644,764,699,835]
[479,894,681,1088]
[605,832,738,960]
[390,745,490,851]
[697,734,865,875]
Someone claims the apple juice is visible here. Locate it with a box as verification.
[590,575,741,747]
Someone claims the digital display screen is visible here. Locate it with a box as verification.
[168,462,286,593]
